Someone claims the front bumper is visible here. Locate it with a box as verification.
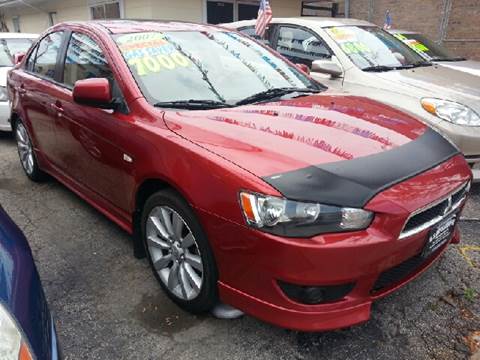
[0,101,10,131]
[198,154,471,331]
[218,234,455,331]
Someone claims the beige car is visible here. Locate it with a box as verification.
[223,18,480,180]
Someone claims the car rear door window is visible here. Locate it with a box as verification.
[32,32,63,80]
[239,26,272,45]
[63,32,113,88]
[275,26,331,67]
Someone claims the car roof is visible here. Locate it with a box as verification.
[222,17,375,29]
[0,32,38,39]
[57,19,226,34]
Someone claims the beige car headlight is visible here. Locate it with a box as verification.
[0,303,33,360]
[421,98,480,126]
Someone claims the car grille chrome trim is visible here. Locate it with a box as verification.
[399,181,470,240]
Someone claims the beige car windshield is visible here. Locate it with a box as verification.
[326,26,427,70]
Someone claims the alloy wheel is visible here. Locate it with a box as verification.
[146,206,204,300]
[15,122,34,176]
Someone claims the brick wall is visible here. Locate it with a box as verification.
[349,0,480,60]
[349,0,369,20]
[372,0,443,40]
[443,0,480,60]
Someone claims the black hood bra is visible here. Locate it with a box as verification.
[263,128,460,208]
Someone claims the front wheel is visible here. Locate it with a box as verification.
[141,189,218,313]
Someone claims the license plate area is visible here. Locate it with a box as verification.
[421,214,456,258]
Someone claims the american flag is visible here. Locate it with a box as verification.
[255,0,273,38]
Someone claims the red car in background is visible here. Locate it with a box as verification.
[7,20,471,331]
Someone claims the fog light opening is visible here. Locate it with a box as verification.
[278,281,355,305]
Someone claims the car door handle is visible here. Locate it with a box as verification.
[50,102,64,116]
[18,85,26,96]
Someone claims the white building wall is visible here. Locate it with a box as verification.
[0,0,302,34]
[124,0,152,19]
[151,0,202,22]
[56,0,90,22]
[2,0,89,33]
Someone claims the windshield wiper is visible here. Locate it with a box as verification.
[431,57,467,62]
[236,87,321,106]
[411,61,433,67]
[362,65,411,72]
[154,100,233,110]
[363,62,432,72]
[363,65,397,72]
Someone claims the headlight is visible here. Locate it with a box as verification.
[0,303,33,360]
[421,98,480,126]
[239,191,373,237]
[0,86,8,102]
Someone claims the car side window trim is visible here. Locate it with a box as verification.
[24,43,38,72]
[56,29,72,84]
[273,24,334,63]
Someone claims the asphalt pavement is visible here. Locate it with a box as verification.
[0,131,479,360]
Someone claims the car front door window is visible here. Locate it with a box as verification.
[275,26,331,68]
[63,32,113,87]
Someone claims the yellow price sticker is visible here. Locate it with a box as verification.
[394,34,430,53]
[128,52,191,76]
[327,27,356,42]
[340,41,371,54]
[117,32,193,76]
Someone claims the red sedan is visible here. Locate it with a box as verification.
[8,20,471,331]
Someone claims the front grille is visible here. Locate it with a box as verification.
[371,245,445,292]
[403,201,447,233]
[452,184,468,204]
[400,182,470,239]
[372,254,424,292]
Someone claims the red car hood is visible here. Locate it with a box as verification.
[163,95,427,177]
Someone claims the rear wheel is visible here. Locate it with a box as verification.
[141,189,218,313]
[14,120,45,182]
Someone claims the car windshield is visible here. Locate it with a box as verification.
[325,26,429,71]
[392,32,464,62]
[114,31,320,106]
[0,38,34,67]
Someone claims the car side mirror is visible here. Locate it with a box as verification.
[73,78,113,109]
[295,63,310,74]
[14,52,25,65]
[311,59,343,78]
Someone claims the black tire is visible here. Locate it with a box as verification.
[13,119,46,182]
[141,189,218,314]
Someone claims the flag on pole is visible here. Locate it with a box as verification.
[255,0,273,38]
